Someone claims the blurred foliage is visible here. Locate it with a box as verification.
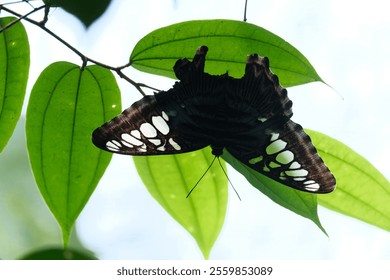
[43,0,112,27]
[20,248,97,260]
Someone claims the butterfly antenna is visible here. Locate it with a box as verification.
[186,156,217,198]
[217,157,241,201]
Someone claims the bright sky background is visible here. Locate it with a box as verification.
[11,0,390,259]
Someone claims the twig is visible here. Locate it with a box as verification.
[41,5,49,25]
[82,58,148,96]
[136,83,161,92]
[243,0,248,22]
[0,4,46,33]
[0,4,152,97]
[1,5,86,56]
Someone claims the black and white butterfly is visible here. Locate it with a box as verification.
[92,46,336,193]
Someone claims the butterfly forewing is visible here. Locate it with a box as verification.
[227,120,335,193]
[92,95,207,155]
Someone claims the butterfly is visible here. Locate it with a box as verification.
[92,46,336,193]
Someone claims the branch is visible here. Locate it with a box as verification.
[0,4,46,33]
[0,4,153,97]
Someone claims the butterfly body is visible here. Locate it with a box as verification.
[92,46,336,193]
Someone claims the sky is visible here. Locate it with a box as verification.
[6,0,390,259]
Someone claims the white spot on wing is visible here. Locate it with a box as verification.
[148,139,162,146]
[305,183,320,191]
[162,111,169,121]
[304,180,316,185]
[140,123,157,138]
[293,177,306,181]
[121,133,143,146]
[130,130,141,139]
[152,116,169,135]
[169,138,181,151]
[111,140,122,147]
[266,139,287,155]
[106,141,120,151]
[138,144,147,152]
[249,156,263,164]
[275,150,294,164]
[290,161,301,169]
[121,141,133,148]
[157,146,166,151]
[270,133,279,141]
[269,161,281,168]
[285,169,309,177]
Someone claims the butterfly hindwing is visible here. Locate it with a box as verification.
[92,95,207,155]
[227,120,336,193]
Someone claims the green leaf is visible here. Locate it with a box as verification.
[44,0,112,27]
[307,130,390,232]
[133,147,228,259]
[222,150,326,234]
[0,17,29,153]
[20,248,97,260]
[130,19,322,87]
[26,62,121,245]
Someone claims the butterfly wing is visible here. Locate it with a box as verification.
[93,46,336,193]
[226,120,336,193]
[92,46,213,155]
[92,94,208,155]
